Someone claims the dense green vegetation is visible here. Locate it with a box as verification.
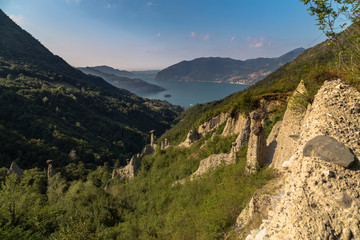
[2,10,277,239]
[0,132,275,239]
[0,10,182,169]
[0,57,181,169]
[1,3,360,239]
[110,144,274,240]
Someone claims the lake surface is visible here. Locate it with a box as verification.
[137,75,249,107]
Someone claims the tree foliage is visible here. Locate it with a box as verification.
[301,0,360,37]
[0,9,183,170]
[0,133,276,239]
[301,0,359,37]
[301,0,360,87]
[0,57,182,170]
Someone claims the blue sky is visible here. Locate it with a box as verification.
[1,0,324,70]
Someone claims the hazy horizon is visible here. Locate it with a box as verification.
[1,0,324,70]
[77,47,305,71]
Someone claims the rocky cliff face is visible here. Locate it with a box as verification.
[198,112,229,135]
[240,79,360,240]
[222,113,250,136]
[7,161,23,177]
[246,110,267,173]
[108,79,360,240]
[179,129,202,148]
[269,80,307,170]
[112,154,142,181]
[180,153,234,184]
[109,132,157,184]
[175,126,242,185]
[180,112,250,149]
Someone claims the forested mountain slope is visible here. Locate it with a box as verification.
[0,9,182,169]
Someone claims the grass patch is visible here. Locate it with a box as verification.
[108,141,276,240]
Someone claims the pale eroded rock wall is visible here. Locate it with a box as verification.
[198,112,229,135]
[112,144,155,182]
[246,111,267,173]
[179,130,202,148]
[222,113,250,136]
[175,142,239,185]
[243,79,360,240]
[181,112,250,148]
[264,121,282,165]
[269,81,307,170]
[230,114,251,151]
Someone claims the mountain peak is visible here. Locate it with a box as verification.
[89,65,135,77]
[155,48,305,84]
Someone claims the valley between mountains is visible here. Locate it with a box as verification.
[1,4,360,240]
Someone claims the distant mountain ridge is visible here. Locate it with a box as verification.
[78,66,165,95]
[90,65,135,77]
[0,9,182,169]
[155,48,305,85]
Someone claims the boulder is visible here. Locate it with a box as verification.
[303,135,355,168]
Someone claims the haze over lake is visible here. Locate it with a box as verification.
[136,73,248,107]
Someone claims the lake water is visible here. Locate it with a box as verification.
[137,75,249,107]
